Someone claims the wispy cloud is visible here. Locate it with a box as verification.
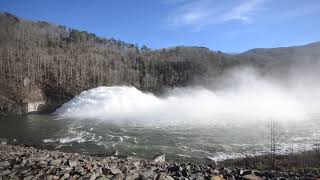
[166,0,221,29]
[222,0,265,24]
[166,0,266,30]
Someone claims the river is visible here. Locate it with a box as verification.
[0,114,319,163]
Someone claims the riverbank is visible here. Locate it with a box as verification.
[1,144,320,179]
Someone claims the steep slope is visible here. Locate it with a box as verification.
[0,12,240,115]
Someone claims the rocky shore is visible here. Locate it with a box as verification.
[0,144,320,180]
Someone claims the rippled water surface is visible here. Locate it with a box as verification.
[1,114,319,163]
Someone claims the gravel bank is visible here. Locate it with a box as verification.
[0,144,320,180]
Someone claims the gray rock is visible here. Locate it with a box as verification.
[243,174,263,180]
[132,160,140,167]
[27,159,35,166]
[51,159,62,166]
[46,175,55,180]
[97,177,110,180]
[109,162,118,169]
[0,169,11,176]
[40,160,47,166]
[0,161,10,167]
[77,167,86,176]
[154,173,175,180]
[110,156,117,160]
[125,173,140,180]
[21,170,29,175]
[60,173,70,180]
[185,165,191,171]
[9,171,17,177]
[213,169,219,174]
[240,169,252,176]
[46,167,54,175]
[21,159,27,167]
[114,150,119,156]
[112,173,125,180]
[110,168,122,175]
[194,165,201,172]
[152,154,165,163]
[224,173,235,180]
[1,141,7,145]
[141,169,156,179]
[23,175,34,180]
[102,158,111,164]
[252,170,263,177]
[55,170,65,177]
[181,169,189,177]
[277,177,288,180]
[193,173,204,180]
[69,161,77,167]
[12,164,20,169]
[34,169,45,178]
[90,172,97,180]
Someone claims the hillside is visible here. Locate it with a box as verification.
[0,12,320,115]
[238,41,320,70]
[0,12,242,114]
[242,41,320,60]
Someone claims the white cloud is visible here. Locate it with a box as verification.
[166,0,215,28]
[222,0,265,24]
[166,0,266,30]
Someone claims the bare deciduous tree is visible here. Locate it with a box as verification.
[269,119,286,169]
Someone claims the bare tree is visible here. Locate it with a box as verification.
[0,12,242,113]
[269,119,285,169]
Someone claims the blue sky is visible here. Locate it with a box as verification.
[0,0,319,53]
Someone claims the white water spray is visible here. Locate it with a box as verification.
[54,68,307,126]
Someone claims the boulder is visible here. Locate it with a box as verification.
[68,161,77,167]
[154,173,175,180]
[0,161,10,168]
[211,175,225,180]
[152,154,165,163]
[0,169,11,176]
[112,173,125,180]
[110,168,122,175]
[141,168,156,179]
[243,174,263,180]
[89,172,96,180]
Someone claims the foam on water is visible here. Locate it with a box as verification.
[42,124,100,144]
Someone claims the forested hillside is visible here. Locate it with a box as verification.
[1,12,319,115]
[0,12,243,114]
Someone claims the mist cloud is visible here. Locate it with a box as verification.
[54,67,309,126]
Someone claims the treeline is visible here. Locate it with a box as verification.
[0,12,246,112]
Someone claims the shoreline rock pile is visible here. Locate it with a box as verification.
[0,144,319,180]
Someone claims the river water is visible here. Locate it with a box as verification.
[0,114,319,163]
